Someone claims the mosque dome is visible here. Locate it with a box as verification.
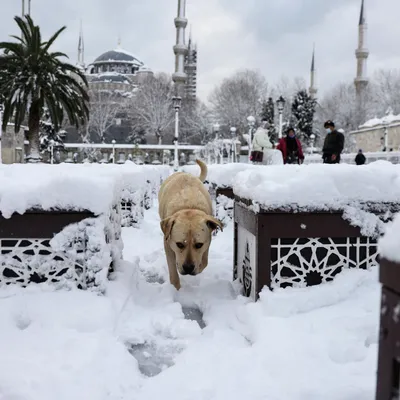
[93,48,144,67]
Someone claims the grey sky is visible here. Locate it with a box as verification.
[1,0,399,102]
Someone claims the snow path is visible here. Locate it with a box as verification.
[0,203,380,399]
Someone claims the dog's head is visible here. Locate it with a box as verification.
[160,209,223,276]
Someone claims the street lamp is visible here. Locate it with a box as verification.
[111,139,116,164]
[172,96,182,171]
[276,96,286,139]
[230,127,237,163]
[213,123,220,140]
[247,115,256,161]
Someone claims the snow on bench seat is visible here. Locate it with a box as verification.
[232,161,400,300]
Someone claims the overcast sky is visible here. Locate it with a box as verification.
[1,0,399,102]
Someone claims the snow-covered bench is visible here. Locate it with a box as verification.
[376,214,400,399]
[232,161,400,301]
[83,163,170,227]
[0,164,127,290]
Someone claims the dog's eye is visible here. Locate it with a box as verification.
[194,243,204,249]
[176,242,185,249]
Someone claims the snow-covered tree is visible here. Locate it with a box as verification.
[291,90,317,139]
[260,97,277,141]
[129,73,174,145]
[87,90,126,143]
[181,101,213,144]
[209,69,268,135]
[39,109,65,161]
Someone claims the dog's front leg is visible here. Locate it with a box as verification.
[164,240,181,290]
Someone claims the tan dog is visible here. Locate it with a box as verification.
[158,160,223,290]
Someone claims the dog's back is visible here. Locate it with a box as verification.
[158,160,211,220]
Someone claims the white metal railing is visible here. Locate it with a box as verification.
[64,143,204,151]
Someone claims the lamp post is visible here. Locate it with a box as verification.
[276,96,286,139]
[247,115,256,161]
[111,139,116,163]
[213,123,221,164]
[383,125,389,151]
[230,126,237,163]
[309,134,316,155]
[172,96,182,171]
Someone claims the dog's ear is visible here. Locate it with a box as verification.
[205,216,223,232]
[160,216,176,241]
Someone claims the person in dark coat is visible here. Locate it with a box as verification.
[276,127,305,164]
[322,120,345,164]
[355,149,366,165]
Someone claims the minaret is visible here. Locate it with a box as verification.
[22,0,31,16]
[354,0,369,109]
[309,44,317,99]
[184,28,198,103]
[172,0,188,97]
[77,20,85,69]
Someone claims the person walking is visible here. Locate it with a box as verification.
[251,121,275,164]
[276,127,305,164]
[355,149,366,165]
[322,120,345,164]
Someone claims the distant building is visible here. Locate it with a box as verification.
[351,112,400,152]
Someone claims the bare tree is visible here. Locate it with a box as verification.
[370,69,400,116]
[87,90,125,143]
[181,101,213,144]
[129,73,174,144]
[209,69,269,134]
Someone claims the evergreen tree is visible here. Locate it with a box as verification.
[260,97,277,142]
[291,90,317,138]
[39,109,65,160]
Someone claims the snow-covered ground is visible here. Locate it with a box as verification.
[0,204,380,400]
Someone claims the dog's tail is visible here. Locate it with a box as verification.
[196,159,208,182]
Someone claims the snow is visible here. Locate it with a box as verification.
[233,160,400,211]
[360,112,400,129]
[0,163,170,218]
[378,212,400,263]
[0,204,380,399]
[182,163,259,187]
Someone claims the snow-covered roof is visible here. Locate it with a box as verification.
[379,213,400,263]
[93,48,144,66]
[359,112,400,129]
[232,161,400,211]
[91,72,132,84]
[0,164,170,218]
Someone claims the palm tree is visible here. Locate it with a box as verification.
[0,15,89,162]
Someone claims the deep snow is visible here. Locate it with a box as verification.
[0,204,380,400]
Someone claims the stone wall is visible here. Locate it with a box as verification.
[1,124,25,164]
[352,123,400,152]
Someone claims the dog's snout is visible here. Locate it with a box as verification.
[182,263,195,275]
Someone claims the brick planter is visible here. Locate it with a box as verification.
[376,258,400,399]
[234,197,396,301]
[0,206,122,291]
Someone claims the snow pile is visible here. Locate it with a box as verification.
[233,161,400,211]
[0,164,122,218]
[378,213,400,262]
[182,163,259,188]
[0,207,381,399]
[0,163,170,219]
[50,217,119,292]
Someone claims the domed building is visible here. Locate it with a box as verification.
[82,45,154,92]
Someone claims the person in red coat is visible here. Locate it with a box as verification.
[277,127,305,164]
